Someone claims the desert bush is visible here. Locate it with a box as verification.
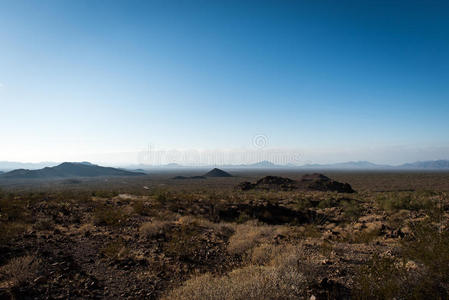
[400,220,449,295]
[132,201,151,216]
[92,190,119,198]
[0,198,30,222]
[319,240,334,257]
[164,223,204,259]
[93,205,126,226]
[33,217,54,231]
[0,222,28,243]
[318,197,335,209]
[163,264,306,300]
[227,224,275,256]
[250,243,283,265]
[0,197,32,242]
[76,223,96,236]
[155,192,168,206]
[100,238,129,260]
[341,200,362,221]
[355,220,449,299]
[0,255,40,287]
[376,192,436,212]
[290,224,321,239]
[350,228,381,244]
[355,254,409,299]
[140,220,171,238]
[295,197,313,211]
[178,216,233,236]
[235,212,252,224]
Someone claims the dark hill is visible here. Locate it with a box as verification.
[0,162,144,179]
[203,168,232,178]
[237,173,354,193]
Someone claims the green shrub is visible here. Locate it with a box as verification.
[401,221,449,292]
[356,220,449,299]
[376,192,436,212]
[165,224,203,259]
[318,198,334,209]
[355,254,408,299]
[341,200,362,221]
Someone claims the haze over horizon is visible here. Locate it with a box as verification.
[1,1,448,165]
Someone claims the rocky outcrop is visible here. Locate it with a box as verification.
[237,173,355,193]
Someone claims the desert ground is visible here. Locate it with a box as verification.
[1,170,448,299]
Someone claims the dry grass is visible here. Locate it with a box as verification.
[100,239,130,260]
[163,263,306,300]
[164,236,310,299]
[139,220,171,238]
[177,215,233,236]
[227,223,276,255]
[250,243,283,265]
[0,255,40,287]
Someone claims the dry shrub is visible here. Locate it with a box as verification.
[93,205,127,227]
[0,223,29,243]
[227,224,276,255]
[352,228,381,244]
[140,220,171,238]
[33,217,54,231]
[355,220,449,299]
[100,239,129,260]
[250,243,283,265]
[178,216,233,236]
[76,223,96,236]
[163,263,306,300]
[0,255,40,287]
[132,200,151,216]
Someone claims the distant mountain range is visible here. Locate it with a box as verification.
[0,162,145,179]
[398,160,449,169]
[1,160,449,174]
[0,161,59,171]
[194,159,449,170]
[299,160,449,170]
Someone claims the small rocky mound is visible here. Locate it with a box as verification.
[237,173,355,193]
[237,176,297,191]
[203,168,232,178]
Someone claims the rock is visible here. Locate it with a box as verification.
[236,181,255,191]
[237,174,355,193]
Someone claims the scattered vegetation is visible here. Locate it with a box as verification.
[0,172,448,299]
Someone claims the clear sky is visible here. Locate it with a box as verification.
[1,0,448,165]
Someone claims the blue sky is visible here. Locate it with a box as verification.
[0,0,448,165]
